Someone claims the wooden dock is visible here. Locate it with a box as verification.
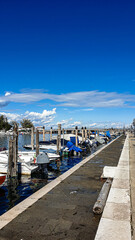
[0,135,125,240]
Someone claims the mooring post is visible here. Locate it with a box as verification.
[85,127,87,141]
[36,128,39,157]
[75,126,78,147]
[50,127,52,141]
[57,135,59,154]
[13,123,18,163]
[7,138,13,178]
[31,126,34,150]
[82,127,84,142]
[12,136,17,177]
[58,124,61,151]
[88,130,91,139]
[43,126,45,141]
[8,123,19,178]
[62,128,64,146]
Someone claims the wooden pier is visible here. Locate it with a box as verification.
[0,135,125,240]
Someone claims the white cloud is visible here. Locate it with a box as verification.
[0,108,56,126]
[82,108,94,111]
[5,92,11,97]
[56,119,82,128]
[89,121,124,129]
[0,90,135,108]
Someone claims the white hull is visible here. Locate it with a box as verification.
[0,150,60,175]
[52,134,83,142]
[0,152,38,175]
[24,144,63,151]
[0,162,38,175]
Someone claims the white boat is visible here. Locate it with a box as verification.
[95,136,105,144]
[17,151,60,162]
[0,150,60,162]
[0,161,38,175]
[52,134,83,142]
[23,144,63,151]
[0,151,38,175]
[0,150,60,175]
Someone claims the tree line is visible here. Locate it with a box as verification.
[0,115,33,131]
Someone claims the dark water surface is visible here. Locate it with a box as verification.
[0,133,102,216]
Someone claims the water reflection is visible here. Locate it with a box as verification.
[0,133,51,151]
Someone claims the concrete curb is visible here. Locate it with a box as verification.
[94,135,131,240]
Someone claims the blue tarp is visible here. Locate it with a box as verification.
[67,141,82,152]
[99,133,105,137]
[70,137,79,145]
[106,131,111,138]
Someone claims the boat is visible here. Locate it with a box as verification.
[23,144,63,151]
[0,173,6,185]
[17,151,60,162]
[0,149,60,176]
[0,151,38,175]
[52,134,83,142]
[0,161,38,175]
[95,136,105,145]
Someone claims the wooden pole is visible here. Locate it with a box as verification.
[36,128,39,157]
[88,130,91,139]
[57,135,59,154]
[31,126,34,150]
[13,123,18,164]
[43,126,45,141]
[58,124,61,151]
[93,178,112,214]
[75,126,78,147]
[82,127,84,142]
[62,128,64,147]
[50,127,52,141]
[85,127,87,141]
[7,138,13,178]
[12,137,17,177]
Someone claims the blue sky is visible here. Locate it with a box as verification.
[0,0,135,128]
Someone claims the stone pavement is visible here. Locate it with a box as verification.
[130,134,135,240]
[0,135,125,240]
[95,134,131,240]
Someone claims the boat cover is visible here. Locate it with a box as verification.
[106,131,111,138]
[70,137,79,145]
[99,133,105,137]
[66,141,82,152]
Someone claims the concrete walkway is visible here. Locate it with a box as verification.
[129,134,135,240]
[0,135,125,240]
[95,134,131,240]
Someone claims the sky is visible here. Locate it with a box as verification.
[0,0,135,128]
